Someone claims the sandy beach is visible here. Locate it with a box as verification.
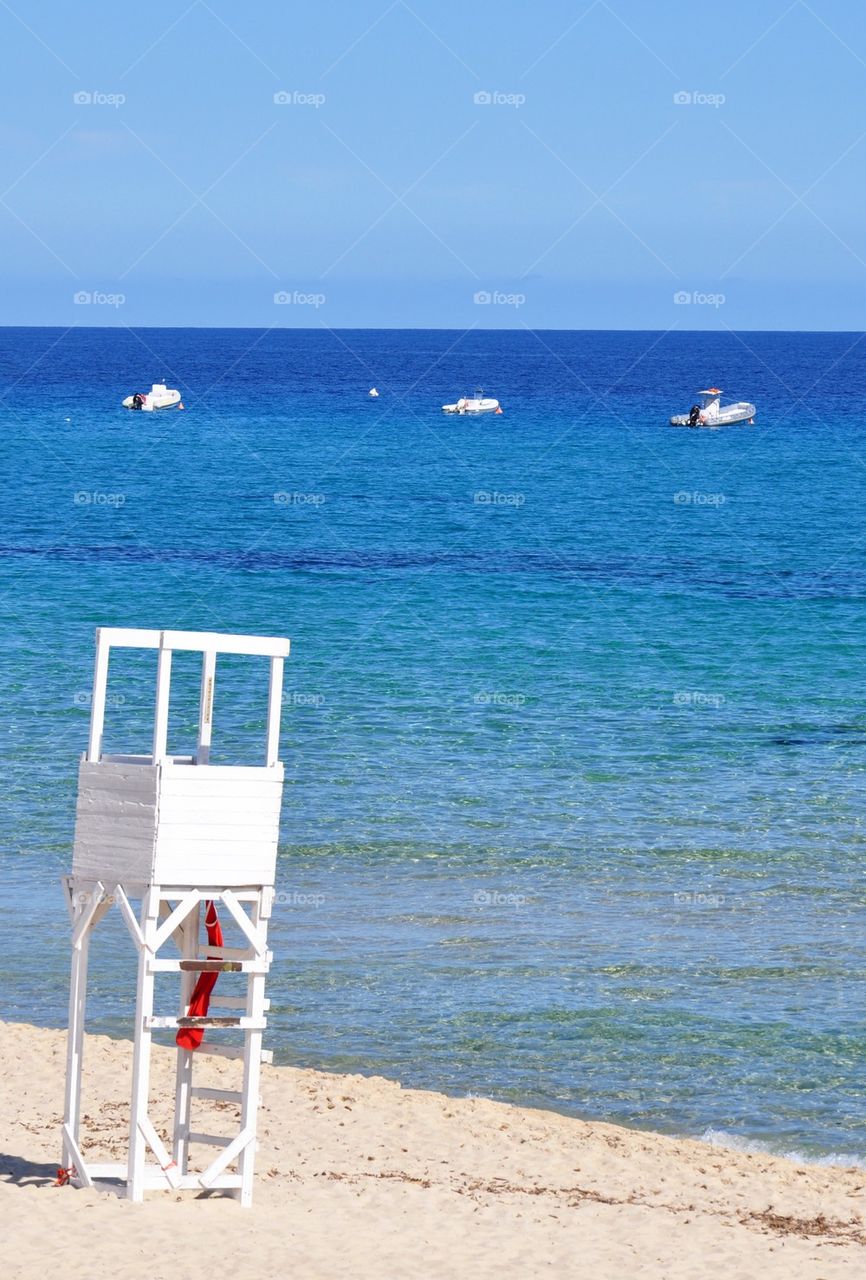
[1,1020,863,1278]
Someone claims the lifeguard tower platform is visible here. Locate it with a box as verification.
[61,626,289,1205]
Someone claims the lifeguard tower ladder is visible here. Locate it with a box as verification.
[61,627,289,1206]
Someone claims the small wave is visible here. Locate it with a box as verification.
[700,1126,864,1169]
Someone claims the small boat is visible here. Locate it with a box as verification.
[442,388,502,415]
[122,382,183,411]
[368,388,379,398]
[670,388,755,428]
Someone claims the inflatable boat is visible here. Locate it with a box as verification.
[442,389,502,415]
[122,382,183,411]
[670,388,755,428]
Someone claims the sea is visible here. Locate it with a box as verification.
[1,326,865,1164]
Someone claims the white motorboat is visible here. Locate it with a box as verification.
[122,382,183,411]
[670,388,755,428]
[442,388,502,415]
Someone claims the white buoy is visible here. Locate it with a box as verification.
[369,388,379,397]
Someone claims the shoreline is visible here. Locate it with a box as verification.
[2,1020,864,1277]
[13,1016,863,1175]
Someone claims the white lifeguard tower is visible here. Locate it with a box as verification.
[61,626,289,1206]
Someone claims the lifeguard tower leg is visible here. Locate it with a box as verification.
[173,901,200,1175]
[237,888,271,1206]
[62,910,91,1174]
[62,880,108,1183]
[127,885,160,1201]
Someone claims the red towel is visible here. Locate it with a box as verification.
[176,900,223,1051]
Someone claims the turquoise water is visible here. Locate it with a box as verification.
[2,327,866,1160]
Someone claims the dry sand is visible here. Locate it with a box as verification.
[1,1019,864,1278]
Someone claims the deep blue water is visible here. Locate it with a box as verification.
[2,326,866,1162]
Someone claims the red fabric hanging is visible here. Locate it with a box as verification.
[176,900,223,1051]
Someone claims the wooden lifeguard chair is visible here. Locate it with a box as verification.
[61,626,289,1205]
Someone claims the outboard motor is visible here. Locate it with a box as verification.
[687,404,701,427]
[132,393,144,410]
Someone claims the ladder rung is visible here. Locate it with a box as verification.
[188,1132,233,1147]
[190,1086,243,1103]
[146,1015,267,1030]
[148,958,268,974]
[87,1162,128,1179]
[195,1044,273,1064]
[208,995,271,1011]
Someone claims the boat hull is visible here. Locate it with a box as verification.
[123,390,182,411]
[670,402,756,427]
[442,398,500,414]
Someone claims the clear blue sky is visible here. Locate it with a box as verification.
[2,0,865,328]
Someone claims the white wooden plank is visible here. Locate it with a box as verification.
[114,884,145,948]
[74,813,160,840]
[97,626,162,649]
[86,634,111,762]
[87,1162,128,1179]
[62,1124,94,1188]
[196,649,216,765]
[101,753,191,765]
[220,889,267,956]
[152,808,280,829]
[201,945,259,960]
[209,995,270,1011]
[188,1132,234,1148]
[152,890,199,954]
[137,1116,181,1188]
[148,958,267,974]
[152,857,278,885]
[198,1126,255,1187]
[155,794,282,823]
[127,887,159,1202]
[60,875,76,924]
[152,647,172,764]
[266,656,284,766]
[160,630,290,658]
[161,762,285,784]
[72,839,156,885]
[153,773,281,793]
[71,881,107,949]
[190,1086,243,1103]
[145,1015,266,1030]
[152,830,279,851]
